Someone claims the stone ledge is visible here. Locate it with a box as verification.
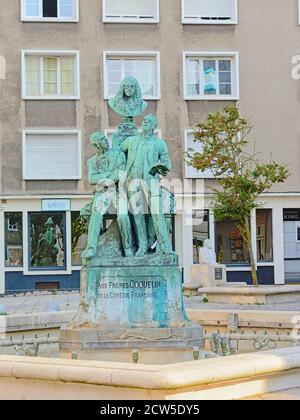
[0,347,299,390]
[0,311,75,333]
[198,286,300,295]
[196,286,300,305]
[187,308,300,329]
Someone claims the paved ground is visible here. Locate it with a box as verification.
[186,295,300,312]
[1,292,300,316]
[0,292,80,315]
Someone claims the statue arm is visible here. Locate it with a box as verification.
[88,153,126,185]
[159,141,172,172]
[88,166,112,185]
[109,152,126,183]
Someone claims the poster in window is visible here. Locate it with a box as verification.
[7,246,23,267]
[204,67,217,92]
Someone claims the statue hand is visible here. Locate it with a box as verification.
[149,164,169,177]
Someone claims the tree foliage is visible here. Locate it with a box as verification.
[187,105,290,285]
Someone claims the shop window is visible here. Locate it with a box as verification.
[256,209,273,262]
[71,211,88,266]
[29,213,66,270]
[193,210,209,264]
[216,220,250,264]
[5,213,23,267]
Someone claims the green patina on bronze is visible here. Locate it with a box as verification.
[65,77,198,336]
[82,77,174,263]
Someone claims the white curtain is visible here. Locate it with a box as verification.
[59,0,74,17]
[61,57,75,95]
[25,0,40,17]
[43,57,58,95]
[26,56,40,95]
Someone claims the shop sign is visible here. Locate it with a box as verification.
[42,199,71,212]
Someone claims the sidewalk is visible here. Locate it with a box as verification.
[0,292,80,315]
[1,292,300,317]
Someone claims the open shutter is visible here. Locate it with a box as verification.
[24,133,80,179]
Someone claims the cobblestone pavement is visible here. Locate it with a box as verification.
[0,292,300,316]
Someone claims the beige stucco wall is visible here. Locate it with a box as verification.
[0,0,300,196]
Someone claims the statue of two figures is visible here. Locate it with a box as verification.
[60,78,204,361]
[81,77,175,264]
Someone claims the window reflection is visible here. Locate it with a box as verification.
[29,213,65,269]
[5,213,23,267]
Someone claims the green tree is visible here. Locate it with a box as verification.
[187,105,290,286]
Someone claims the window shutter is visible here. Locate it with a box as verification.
[105,0,156,17]
[184,0,232,18]
[24,133,80,179]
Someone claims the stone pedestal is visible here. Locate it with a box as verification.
[59,261,204,364]
[60,325,204,364]
[190,264,227,288]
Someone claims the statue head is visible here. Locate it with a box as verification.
[204,239,213,249]
[142,114,158,135]
[108,77,148,118]
[45,218,54,228]
[89,132,109,153]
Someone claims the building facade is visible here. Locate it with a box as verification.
[1,0,300,293]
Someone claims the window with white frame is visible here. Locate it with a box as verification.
[104,52,160,99]
[103,0,159,23]
[182,0,237,24]
[22,0,78,21]
[22,51,80,99]
[184,130,214,179]
[23,131,81,180]
[184,52,239,100]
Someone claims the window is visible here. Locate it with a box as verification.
[297,223,300,243]
[256,209,273,262]
[22,130,81,180]
[22,0,79,21]
[182,0,237,24]
[103,52,160,99]
[184,130,214,178]
[184,52,239,100]
[193,210,209,264]
[5,213,23,268]
[71,211,87,266]
[103,0,159,23]
[216,220,250,265]
[22,50,80,99]
[29,212,66,270]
